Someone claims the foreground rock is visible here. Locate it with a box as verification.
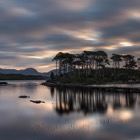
[0,82,8,85]
[30,100,45,104]
[19,95,30,98]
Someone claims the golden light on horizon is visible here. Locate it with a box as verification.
[73,29,101,41]
[120,41,133,46]
[37,63,55,72]
[104,45,117,50]
[84,37,95,41]
[26,56,45,59]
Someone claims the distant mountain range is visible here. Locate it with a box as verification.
[0,68,57,77]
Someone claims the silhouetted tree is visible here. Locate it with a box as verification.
[137,58,140,69]
[111,54,122,68]
[122,54,137,69]
[50,72,55,80]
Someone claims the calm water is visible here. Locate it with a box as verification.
[0,81,140,140]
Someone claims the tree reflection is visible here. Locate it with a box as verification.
[49,87,139,115]
[125,93,136,108]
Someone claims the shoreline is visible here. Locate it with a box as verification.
[42,82,140,93]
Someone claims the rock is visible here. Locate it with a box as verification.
[19,95,30,98]
[0,82,8,85]
[30,100,45,104]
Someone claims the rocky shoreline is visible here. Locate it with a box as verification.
[42,82,140,93]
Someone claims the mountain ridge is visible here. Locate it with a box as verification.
[0,68,42,76]
[0,68,57,77]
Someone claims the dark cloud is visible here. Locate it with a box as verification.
[101,19,140,39]
[131,37,140,43]
[0,54,18,60]
[115,46,140,54]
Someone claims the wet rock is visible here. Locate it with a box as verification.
[30,100,45,104]
[0,82,8,85]
[19,95,30,98]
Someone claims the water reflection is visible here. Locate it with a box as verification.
[49,87,139,115]
[0,82,139,140]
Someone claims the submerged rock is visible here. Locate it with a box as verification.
[19,95,30,98]
[30,100,45,104]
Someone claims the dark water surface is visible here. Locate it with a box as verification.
[0,81,140,140]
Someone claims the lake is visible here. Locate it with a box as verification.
[0,81,140,140]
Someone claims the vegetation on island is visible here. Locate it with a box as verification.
[47,50,140,84]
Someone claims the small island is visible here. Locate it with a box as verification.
[42,50,140,92]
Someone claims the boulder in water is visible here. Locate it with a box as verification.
[19,95,30,98]
[30,100,45,104]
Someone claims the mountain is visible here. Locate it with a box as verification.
[0,68,42,76]
[0,68,59,78]
[19,68,41,75]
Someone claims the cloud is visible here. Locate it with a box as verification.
[109,45,140,57]
[0,0,140,71]
[101,19,140,39]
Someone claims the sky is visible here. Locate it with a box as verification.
[0,0,140,72]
